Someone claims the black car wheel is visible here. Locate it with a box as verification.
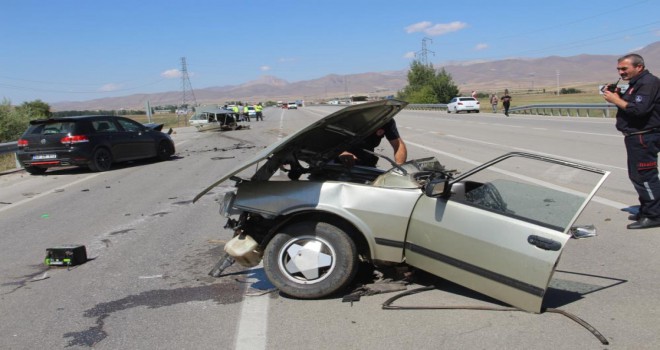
[263,220,358,299]
[25,166,47,175]
[88,148,112,172]
[156,141,174,161]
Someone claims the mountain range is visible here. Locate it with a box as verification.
[51,41,660,111]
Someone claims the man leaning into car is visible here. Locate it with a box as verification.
[338,119,407,167]
[603,53,660,229]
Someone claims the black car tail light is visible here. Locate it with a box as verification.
[17,139,28,148]
[60,135,89,145]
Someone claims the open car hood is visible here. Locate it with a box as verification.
[194,99,408,202]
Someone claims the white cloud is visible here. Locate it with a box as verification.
[406,21,467,36]
[99,83,121,92]
[474,43,488,51]
[278,57,297,63]
[161,69,182,78]
[405,21,432,34]
[425,21,467,36]
[260,65,271,71]
[403,51,416,59]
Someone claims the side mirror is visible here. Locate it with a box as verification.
[424,178,449,198]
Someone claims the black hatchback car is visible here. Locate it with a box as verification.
[17,115,175,175]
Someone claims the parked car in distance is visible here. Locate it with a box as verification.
[17,115,175,175]
[287,102,298,110]
[196,100,609,313]
[246,106,257,118]
[447,97,480,113]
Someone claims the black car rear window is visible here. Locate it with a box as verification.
[28,122,77,135]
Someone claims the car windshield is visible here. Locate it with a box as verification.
[460,98,476,101]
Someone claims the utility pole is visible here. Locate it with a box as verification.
[416,37,435,66]
[181,57,197,111]
[556,69,560,95]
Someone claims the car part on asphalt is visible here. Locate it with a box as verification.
[381,285,609,345]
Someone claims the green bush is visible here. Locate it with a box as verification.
[0,99,52,142]
[560,88,583,94]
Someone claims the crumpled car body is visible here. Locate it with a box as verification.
[196,100,609,313]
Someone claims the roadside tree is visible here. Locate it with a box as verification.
[397,60,459,104]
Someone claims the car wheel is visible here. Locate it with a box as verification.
[25,166,47,175]
[156,141,174,161]
[263,220,358,299]
[88,148,112,172]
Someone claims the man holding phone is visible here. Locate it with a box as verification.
[603,53,660,229]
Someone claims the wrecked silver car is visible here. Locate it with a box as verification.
[194,100,609,313]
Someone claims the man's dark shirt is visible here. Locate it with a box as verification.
[347,119,400,167]
[615,69,660,133]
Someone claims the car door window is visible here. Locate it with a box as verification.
[116,118,144,133]
[92,120,119,133]
[450,154,607,232]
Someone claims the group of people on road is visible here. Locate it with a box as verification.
[487,91,512,116]
[227,103,264,122]
[473,90,512,116]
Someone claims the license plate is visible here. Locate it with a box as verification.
[33,154,56,160]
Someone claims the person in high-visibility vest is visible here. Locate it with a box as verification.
[231,105,240,121]
[243,104,250,122]
[255,103,263,121]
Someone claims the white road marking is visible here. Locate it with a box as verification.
[274,110,287,177]
[235,266,270,350]
[0,173,101,213]
[562,130,621,137]
[444,134,627,171]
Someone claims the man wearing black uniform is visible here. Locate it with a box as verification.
[338,119,407,167]
[603,53,660,229]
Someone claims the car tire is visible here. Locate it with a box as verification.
[25,166,47,175]
[88,148,112,172]
[263,220,358,299]
[156,141,174,161]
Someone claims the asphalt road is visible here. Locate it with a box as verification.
[1,106,658,349]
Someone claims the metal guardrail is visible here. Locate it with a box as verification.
[407,104,447,111]
[509,103,617,117]
[0,141,18,155]
[407,103,617,118]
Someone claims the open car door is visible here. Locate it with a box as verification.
[405,152,609,313]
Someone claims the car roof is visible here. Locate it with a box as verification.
[194,108,234,114]
[194,99,408,202]
[28,115,117,125]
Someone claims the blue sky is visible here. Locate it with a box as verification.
[1,0,659,104]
